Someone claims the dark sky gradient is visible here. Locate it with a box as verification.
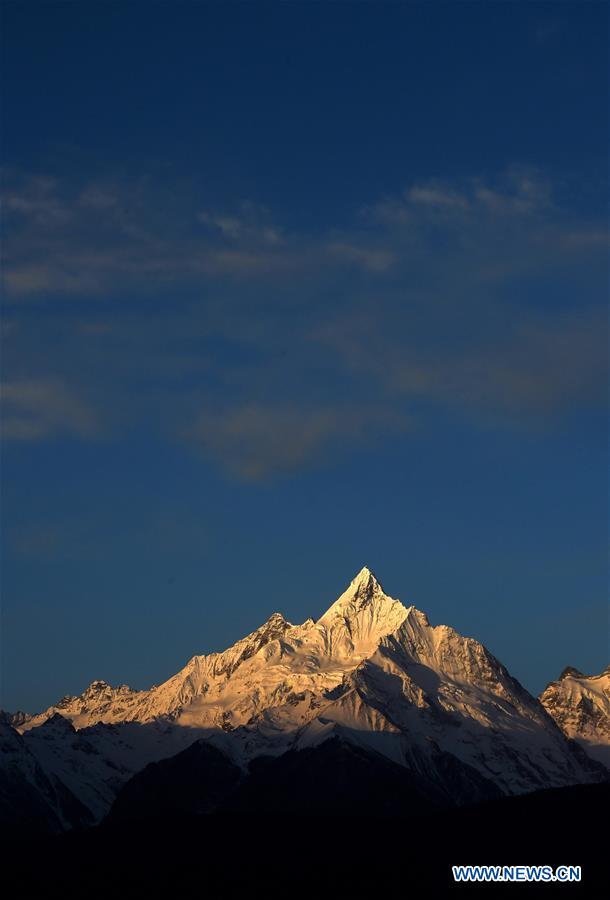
[1,1,608,712]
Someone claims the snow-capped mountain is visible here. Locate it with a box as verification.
[20,568,407,733]
[0,715,92,833]
[540,665,610,770]
[4,567,605,829]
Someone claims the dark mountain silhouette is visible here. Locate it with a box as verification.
[3,781,608,896]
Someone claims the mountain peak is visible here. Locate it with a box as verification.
[264,612,288,626]
[346,566,385,601]
[559,666,585,680]
[317,566,406,635]
[353,565,378,584]
[319,566,384,617]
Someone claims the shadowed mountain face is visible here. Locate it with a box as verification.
[109,740,242,821]
[0,718,93,835]
[2,568,607,833]
[108,736,502,823]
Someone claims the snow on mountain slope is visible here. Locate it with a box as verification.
[19,714,210,823]
[0,716,92,832]
[294,607,601,796]
[21,680,147,732]
[21,714,136,821]
[21,567,409,734]
[10,567,606,826]
[540,666,610,770]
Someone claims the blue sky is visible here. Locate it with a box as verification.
[1,1,608,712]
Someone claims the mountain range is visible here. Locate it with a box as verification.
[2,567,608,834]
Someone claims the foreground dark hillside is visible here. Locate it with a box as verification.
[3,780,608,896]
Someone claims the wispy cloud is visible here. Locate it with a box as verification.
[8,507,212,562]
[2,174,71,226]
[1,164,606,475]
[1,377,100,441]
[198,202,284,245]
[187,403,408,481]
[0,165,599,299]
[325,241,395,272]
[1,173,297,298]
[369,166,553,225]
[314,306,608,431]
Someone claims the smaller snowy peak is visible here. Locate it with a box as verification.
[56,695,78,709]
[263,612,291,628]
[0,710,30,728]
[540,664,610,771]
[242,610,294,645]
[246,611,292,637]
[403,605,431,627]
[559,666,585,680]
[184,608,295,680]
[81,680,135,699]
[19,680,144,733]
[87,680,112,692]
[218,610,295,671]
